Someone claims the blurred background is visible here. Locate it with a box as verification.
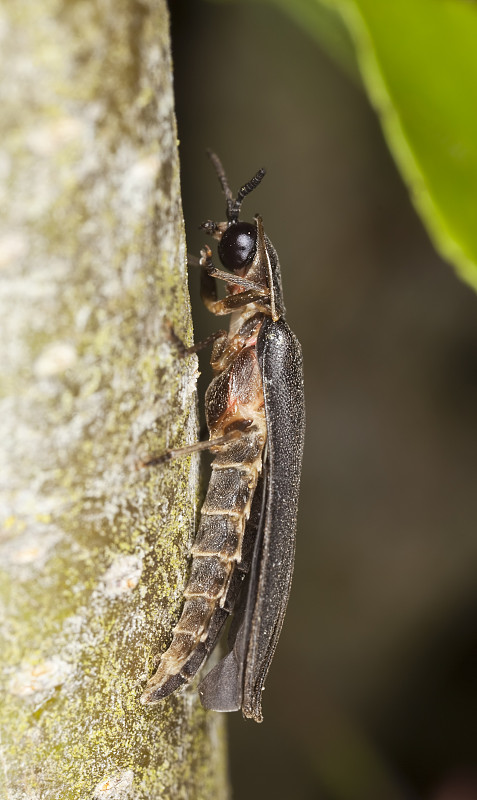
[171,3,477,798]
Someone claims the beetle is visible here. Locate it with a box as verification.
[140,152,305,722]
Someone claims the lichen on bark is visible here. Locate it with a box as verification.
[0,1,228,797]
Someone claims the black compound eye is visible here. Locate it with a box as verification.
[218,222,257,272]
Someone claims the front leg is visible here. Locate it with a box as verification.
[189,251,267,312]
[199,247,269,316]
[200,246,269,295]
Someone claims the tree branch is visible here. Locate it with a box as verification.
[0,1,228,796]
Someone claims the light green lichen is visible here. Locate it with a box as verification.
[0,0,229,797]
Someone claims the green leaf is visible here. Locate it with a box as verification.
[275,0,477,292]
[266,0,360,82]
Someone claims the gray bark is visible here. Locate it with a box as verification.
[0,1,228,797]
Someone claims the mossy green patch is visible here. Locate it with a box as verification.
[0,0,228,796]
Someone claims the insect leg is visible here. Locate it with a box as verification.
[197,246,269,316]
[191,250,267,300]
[187,253,201,268]
[200,245,269,295]
[204,290,272,316]
[163,319,229,359]
[139,430,242,468]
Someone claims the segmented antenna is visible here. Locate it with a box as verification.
[207,150,234,206]
[207,149,266,223]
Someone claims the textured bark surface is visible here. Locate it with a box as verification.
[0,1,228,798]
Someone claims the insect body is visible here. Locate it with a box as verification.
[141,153,305,722]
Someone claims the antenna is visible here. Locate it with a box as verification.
[207,150,266,223]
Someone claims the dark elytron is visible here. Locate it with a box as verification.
[141,152,305,722]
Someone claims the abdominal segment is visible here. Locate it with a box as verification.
[141,348,266,704]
